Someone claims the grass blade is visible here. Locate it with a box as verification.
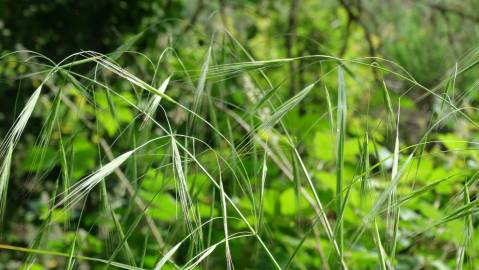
[0,145,13,224]
[142,75,172,127]
[219,180,234,270]
[55,150,134,210]
[335,65,346,262]
[259,82,315,130]
[0,85,42,223]
[154,242,182,270]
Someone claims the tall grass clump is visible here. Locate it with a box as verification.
[1,27,479,270]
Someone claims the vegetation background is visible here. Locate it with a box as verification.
[1,0,479,269]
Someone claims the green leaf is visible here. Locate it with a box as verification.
[142,193,178,222]
[21,146,58,172]
[280,188,307,215]
[438,133,467,150]
[314,132,335,161]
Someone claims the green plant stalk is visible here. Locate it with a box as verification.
[336,66,347,264]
